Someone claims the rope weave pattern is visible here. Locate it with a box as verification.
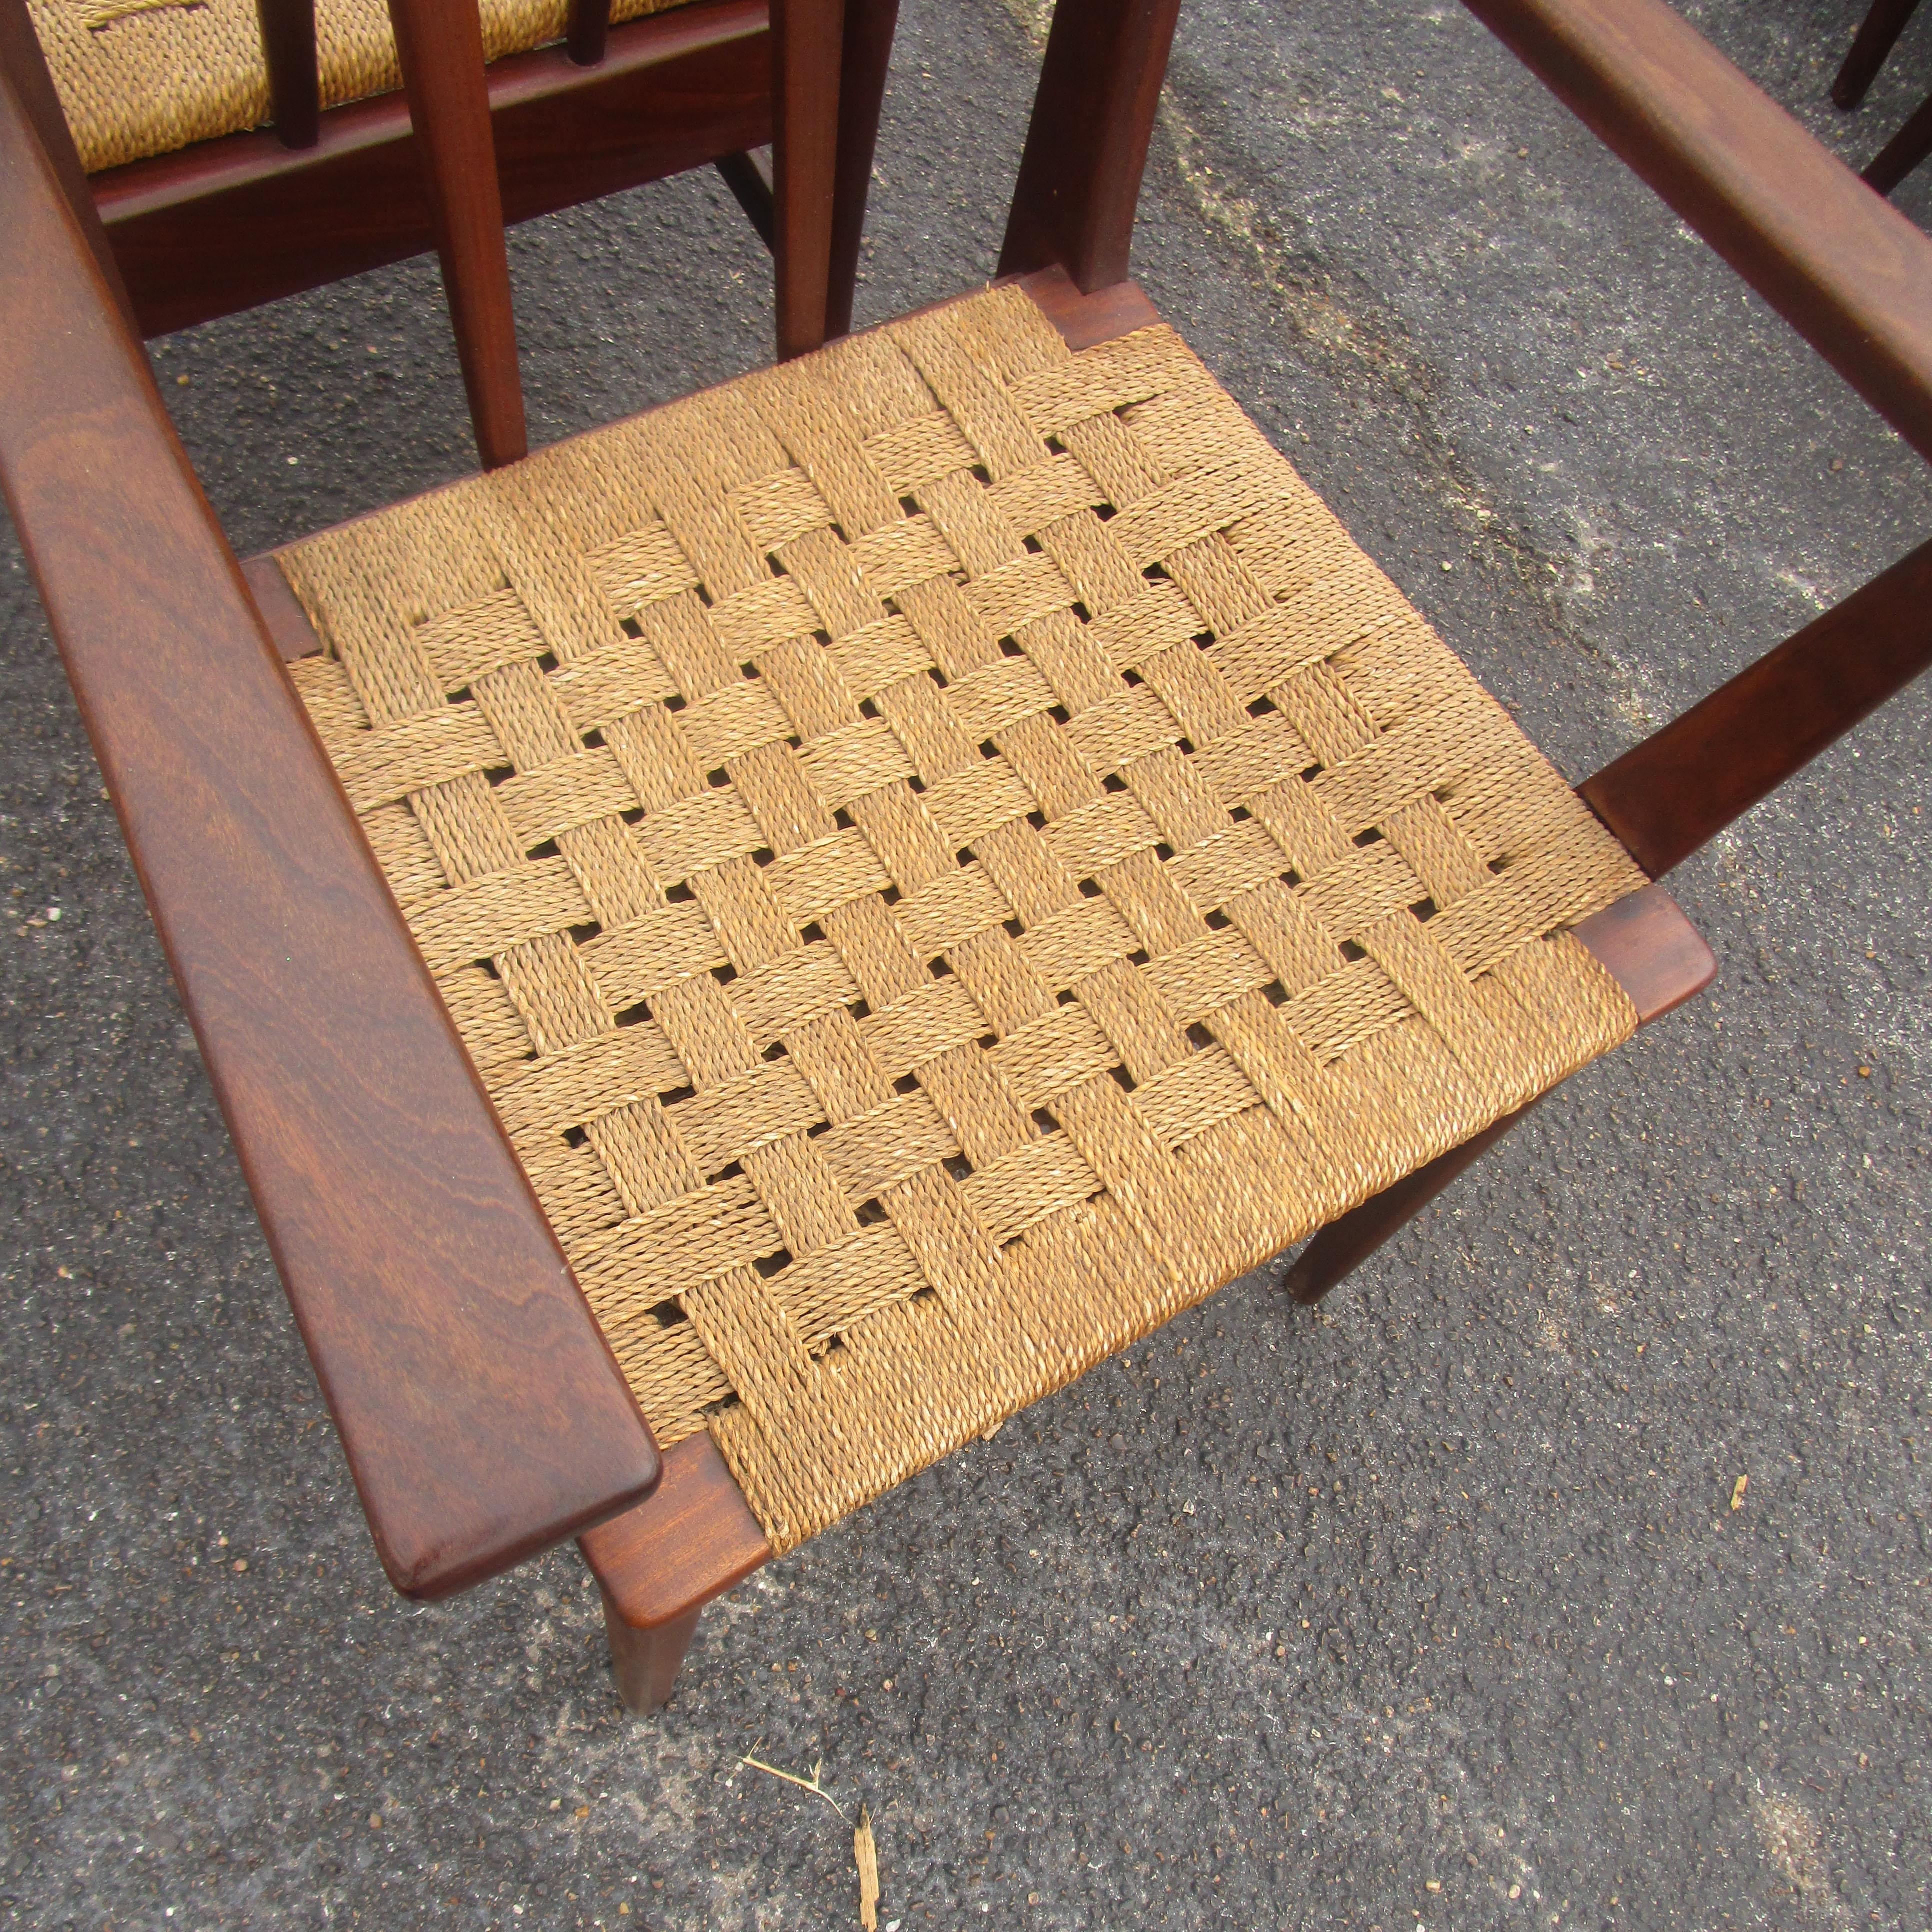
[282,286,1645,1551]
[32,0,686,173]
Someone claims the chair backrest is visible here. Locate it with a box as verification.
[250,0,630,152]
[12,0,1932,858]
[366,0,852,468]
[2,0,856,472]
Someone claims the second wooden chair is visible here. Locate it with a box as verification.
[6,0,897,465]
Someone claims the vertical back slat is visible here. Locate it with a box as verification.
[256,0,321,149]
[998,0,1182,290]
[567,0,612,67]
[386,0,527,468]
[772,0,845,360]
[0,0,137,332]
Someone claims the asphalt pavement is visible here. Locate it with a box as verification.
[2,0,1929,1924]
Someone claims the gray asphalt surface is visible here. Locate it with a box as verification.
[4,0,1930,1925]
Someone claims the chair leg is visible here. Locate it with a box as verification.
[1833,0,1924,110]
[1288,885,1716,1306]
[772,0,846,360]
[1866,87,1932,195]
[386,0,528,468]
[998,0,1185,290]
[600,1592,702,1716]
[1284,1101,1538,1306]
[825,0,900,339]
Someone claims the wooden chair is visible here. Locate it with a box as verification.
[1832,0,1932,197]
[6,0,899,464]
[3,0,1929,1718]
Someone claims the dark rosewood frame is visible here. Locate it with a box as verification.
[6,0,1932,1707]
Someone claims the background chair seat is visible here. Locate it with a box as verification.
[269,278,1650,1554]
[34,0,690,173]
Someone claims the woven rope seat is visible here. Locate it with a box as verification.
[278,282,1648,1555]
[31,0,688,173]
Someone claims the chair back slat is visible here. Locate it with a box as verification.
[256,0,321,150]
[386,0,528,468]
[568,0,613,67]
[998,0,1182,291]
[772,0,844,360]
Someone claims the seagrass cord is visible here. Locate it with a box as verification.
[30,0,688,172]
[280,284,1647,1552]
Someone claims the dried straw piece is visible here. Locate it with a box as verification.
[284,285,1646,1553]
[856,1806,880,1930]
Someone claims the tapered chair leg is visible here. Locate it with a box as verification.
[566,0,611,66]
[716,148,776,247]
[256,0,320,149]
[600,1594,702,1715]
[580,1434,770,1716]
[1833,0,1924,110]
[1286,886,1719,1308]
[1284,1102,1538,1306]
[772,0,846,360]
[1867,88,1932,195]
[386,0,528,468]
[826,0,900,338]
